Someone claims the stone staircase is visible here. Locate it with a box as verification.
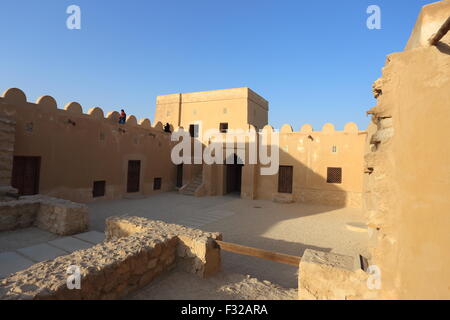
[0,186,19,202]
[180,174,203,196]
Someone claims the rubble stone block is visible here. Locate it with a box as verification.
[298,249,374,300]
[0,196,88,235]
[106,216,222,278]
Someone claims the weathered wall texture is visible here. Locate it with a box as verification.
[0,218,222,300]
[365,0,450,299]
[405,0,450,50]
[0,109,15,187]
[106,216,222,278]
[0,195,88,235]
[0,88,176,203]
[0,232,178,300]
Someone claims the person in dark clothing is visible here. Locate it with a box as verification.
[164,123,172,133]
[118,109,126,124]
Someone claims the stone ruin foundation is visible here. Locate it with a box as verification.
[0,195,88,236]
[0,217,222,300]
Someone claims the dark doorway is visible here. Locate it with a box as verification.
[127,160,141,193]
[278,166,293,194]
[11,156,41,196]
[176,164,183,188]
[226,154,243,194]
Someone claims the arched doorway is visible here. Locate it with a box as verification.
[226,154,243,194]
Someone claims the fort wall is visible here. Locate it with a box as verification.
[252,123,367,208]
[364,0,450,299]
[0,88,176,203]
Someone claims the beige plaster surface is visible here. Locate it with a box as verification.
[364,0,450,299]
[155,88,269,134]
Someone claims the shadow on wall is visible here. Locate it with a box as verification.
[218,123,365,208]
[199,126,366,287]
[436,42,450,55]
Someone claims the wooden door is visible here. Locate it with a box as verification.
[11,156,41,196]
[127,160,141,193]
[278,166,293,194]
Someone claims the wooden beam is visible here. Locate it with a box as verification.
[429,16,450,46]
[215,240,301,267]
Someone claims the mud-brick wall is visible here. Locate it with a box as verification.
[0,88,177,203]
[0,108,15,186]
[364,43,450,299]
[254,124,367,208]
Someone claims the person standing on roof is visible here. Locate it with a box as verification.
[118,109,126,124]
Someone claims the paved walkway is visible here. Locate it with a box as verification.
[88,192,241,231]
[0,230,105,279]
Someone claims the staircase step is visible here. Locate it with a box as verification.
[179,174,203,196]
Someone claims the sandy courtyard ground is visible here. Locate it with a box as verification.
[88,192,368,298]
[128,270,297,300]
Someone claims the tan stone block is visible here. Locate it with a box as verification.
[129,254,147,276]
[298,249,369,300]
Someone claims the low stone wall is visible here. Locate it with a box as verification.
[0,195,88,235]
[0,217,222,300]
[0,232,177,300]
[106,216,222,278]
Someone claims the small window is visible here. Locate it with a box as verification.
[220,123,228,133]
[223,108,227,114]
[153,178,162,190]
[189,124,199,138]
[327,167,342,184]
[332,146,337,153]
[93,181,106,198]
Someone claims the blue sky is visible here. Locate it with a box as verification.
[0,0,434,130]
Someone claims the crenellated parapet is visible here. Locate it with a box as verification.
[262,122,365,135]
[0,88,164,133]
